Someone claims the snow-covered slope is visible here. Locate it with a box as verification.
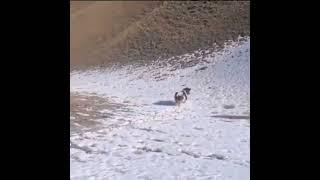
[70,37,250,180]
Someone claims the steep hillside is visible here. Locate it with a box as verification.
[70,1,249,70]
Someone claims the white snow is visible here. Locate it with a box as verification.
[76,112,90,117]
[70,37,250,180]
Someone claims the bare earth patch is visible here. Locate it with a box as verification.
[70,93,126,134]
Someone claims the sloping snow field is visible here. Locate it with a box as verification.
[70,37,250,180]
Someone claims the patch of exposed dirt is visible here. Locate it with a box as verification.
[70,93,126,134]
[70,1,249,70]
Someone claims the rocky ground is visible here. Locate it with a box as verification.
[70,1,249,70]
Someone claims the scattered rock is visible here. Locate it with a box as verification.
[196,66,208,72]
[193,127,204,131]
[150,138,165,142]
[132,149,143,155]
[181,150,200,158]
[138,146,162,153]
[118,144,127,147]
[223,104,235,109]
[204,153,226,160]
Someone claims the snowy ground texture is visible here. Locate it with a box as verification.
[70,37,250,180]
